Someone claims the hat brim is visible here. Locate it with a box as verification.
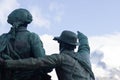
[53,37,60,41]
[53,37,79,46]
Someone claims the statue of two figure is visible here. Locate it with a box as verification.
[0,8,95,80]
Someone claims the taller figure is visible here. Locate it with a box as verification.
[0,8,51,80]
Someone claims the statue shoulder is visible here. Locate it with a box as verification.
[29,32,39,38]
[28,32,42,45]
[0,33,10,42]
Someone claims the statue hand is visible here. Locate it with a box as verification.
[77,31,87,40]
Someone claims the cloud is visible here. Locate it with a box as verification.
[89,32,120,79]
[108,68,120,80]
[0,0,20,34]
[0,0,65,34]
[27,1,65,29]
[94,67,120,80]
[91,50,107,69]
[89,33,120,67]
[0,0,20,25]
[40,34,59,80]
[30,7,51,28]
[40,34,59,55]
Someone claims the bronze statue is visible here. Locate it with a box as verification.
[0,30,95,80]
[0,8,51,80]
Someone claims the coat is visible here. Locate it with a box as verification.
[0,27,48,80]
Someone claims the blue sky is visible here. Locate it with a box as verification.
[1,0,120,36]
[0,0,120,79]
[28,0,120,36]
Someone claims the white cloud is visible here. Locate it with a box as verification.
[30,7,51,28]
[40,34,59,55]
[89,33,120,79]
[92,64,110,77]
[40,34,59,80]
[89,33,120,67]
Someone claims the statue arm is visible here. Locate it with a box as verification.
[30,33,45,57]
[77,31,92,68]
[5,54,61,70]
[77,31,90,54]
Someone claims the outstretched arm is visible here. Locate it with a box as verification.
[2,54,61,70]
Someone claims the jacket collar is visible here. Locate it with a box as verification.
[60,50,75,55]
[17,27,27,32]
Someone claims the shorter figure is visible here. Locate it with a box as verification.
[0,8,51,80]
[0,30,95,80]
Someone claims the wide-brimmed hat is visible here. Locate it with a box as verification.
[53,30,79,46]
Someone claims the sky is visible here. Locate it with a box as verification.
[0,0,120,80]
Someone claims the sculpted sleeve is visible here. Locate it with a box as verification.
[77,31,91,67]
[77,31,90,54]
[6,54,62,70]
[76,31,95,79]
[29,33,45,57]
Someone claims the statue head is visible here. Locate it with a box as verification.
[53,30,79,46]
[7,8,32,26]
